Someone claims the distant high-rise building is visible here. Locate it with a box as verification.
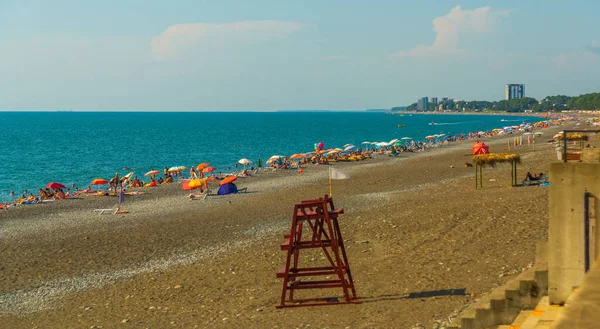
[442,97,449,102]
[417,97,429,111]
[431,97,438,105]
[505,84,525,100]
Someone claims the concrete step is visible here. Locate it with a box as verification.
[445,264,548,329]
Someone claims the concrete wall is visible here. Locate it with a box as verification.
[548,162,600,304]
[554,259,600,328]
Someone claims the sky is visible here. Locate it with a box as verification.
[1,0,599,111]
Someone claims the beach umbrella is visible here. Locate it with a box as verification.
[121,172,134,183]
[257,158,262,168]
[188,178,206,189]
[46,182,66,189]
[220,176,237,186]
[91,178,108,185]
[202,167,216,174]
[290,154,304,159]
[145,170,160,176]
[389,139,400,144]
[425,135,435,140]
[361,141,371,144]
[238,158,252,166]
[344,145,356,151]
[317,142,324,150]
[343,143,353,148]
[472,142,489,155]
[196,163,210,171]
[181,180,199,191]
[168,166,186,173]
[401,137,413,140]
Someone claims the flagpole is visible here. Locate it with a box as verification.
[329,166,333,196]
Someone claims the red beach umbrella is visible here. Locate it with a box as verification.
[220,176,237,186]
[46,182,66,189]
[91,178,109,185]
[202,167,216,174]
[472,142,490,155]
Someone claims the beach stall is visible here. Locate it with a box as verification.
[472,153,521,189]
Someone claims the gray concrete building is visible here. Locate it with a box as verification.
[417,97,428,111]
[505,84,525,100]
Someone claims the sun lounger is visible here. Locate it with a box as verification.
[94,207,129,215]
[521,175,548,186]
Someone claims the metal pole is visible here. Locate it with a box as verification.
[474,163,477,189]
[563,131,568,162]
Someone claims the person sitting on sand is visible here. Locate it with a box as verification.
[55,189,66,200]
[84,186,91,193]
[37,188,46,198]
[164,176,173,184]
[27,193,35,201]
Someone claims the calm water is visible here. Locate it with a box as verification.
[0,112,534,201]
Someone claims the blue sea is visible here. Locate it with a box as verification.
[0,112,535,201]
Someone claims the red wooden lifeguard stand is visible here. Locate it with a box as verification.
[276,195,360,308]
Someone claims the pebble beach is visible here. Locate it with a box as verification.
[0,120,577,328]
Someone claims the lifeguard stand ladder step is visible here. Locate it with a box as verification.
[276,195,360,308]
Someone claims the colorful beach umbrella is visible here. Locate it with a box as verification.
[168,166,186,173]
[46,182,66,189]
[220,176,237,186]
[196,163,210,171]
[290,154,304,159]
[145,170,160,176]
[91,178,108,185]
[188,178,206,189]
[202,167,216,174]
[181,180,199,191]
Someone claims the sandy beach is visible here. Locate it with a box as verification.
[0,122,576,328]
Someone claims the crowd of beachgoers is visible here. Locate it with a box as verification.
[0,113,578,210]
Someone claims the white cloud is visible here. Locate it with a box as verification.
[151,20,304,61]
[393,6,509,59]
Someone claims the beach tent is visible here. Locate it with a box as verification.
[217,182,238,195]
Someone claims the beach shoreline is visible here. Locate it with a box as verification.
[0,119,583,328]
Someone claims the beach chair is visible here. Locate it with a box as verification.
[93,207,129,215]
[521,175,548,186]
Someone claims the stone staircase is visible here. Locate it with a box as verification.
[446,262,548,329]
[495,296,564,329]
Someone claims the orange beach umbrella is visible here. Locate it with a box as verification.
[91,178,109,185]
[196,163,210,171]
[181,180,199,191]
[202,167,216,174]
[145,170,160,176]
[472,142,490,155]
[220,176,237,186]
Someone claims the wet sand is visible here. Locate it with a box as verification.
[0,122,573,328]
